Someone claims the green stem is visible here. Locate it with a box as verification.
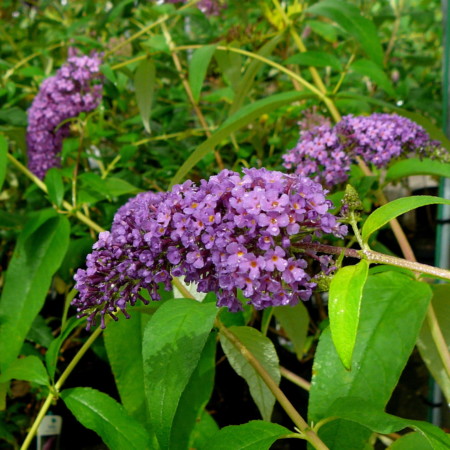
[426,304,450,379]
[280,366,311,391]
[175,44,325,100]
[20,394,54,450]
[61,289,77,330]
[349,211,368,251]
[297,242,450,281]
[160,22,224,170]
[217,319,329,450]
[21,325,104,450]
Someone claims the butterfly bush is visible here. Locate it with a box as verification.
[26,48,103,179]
[283,113,445,188]
[73,168,347,329]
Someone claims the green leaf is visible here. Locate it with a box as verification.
[326,398,450,449]
[205,421,291,450]
[219,326,280,421]
[417,284,450,404]
[389,432,433,449]
[142,299,217,449]
[189,410,219,450]
[307,1,383,66]
[189,45,217,103]
[44,168,64,207]
[104,309,151,421]
[273,302,309,359]
[26,314,54,348]
[170,91,313,187]
[46,315,85,381]
[0,213,70,372]
[79,173,139,199]
[306,19,339,43]
[215,48,242,91]
[229,34,284,116]
[285,51,342,71]
[351,59,395,97]
[0,356,49,386]
[0,107,27,126]
[0,135,7,192]
[308,272,431,448]
[61,387,153,450]
[134,58,156,134]
[361,196,450,244]
[103,177,140,197]
[142,35,169,54]
[171,332,217,449]
[328,260,369,369]
[386,158,450,182]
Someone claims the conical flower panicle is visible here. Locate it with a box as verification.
[73,168,347,329]
[27,48,103,179]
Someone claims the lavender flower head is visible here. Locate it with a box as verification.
[27,48,103,179]
[283,113,445,188]
[73,168,347,329]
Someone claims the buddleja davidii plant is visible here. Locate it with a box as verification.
[1,3,450,450]
[6,156,450,450]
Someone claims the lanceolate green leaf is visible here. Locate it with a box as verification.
[229,34,284,116]
[142,299,217,450]
[328,260,369,370]
[0,135,7,192]
[350,59,395,97]
[285,51,343,71]
[190,410,219,450]
[189,44,217,103]
[134,58,156,134]
[389,433,433,449]
[417,284,450,404]
[170,91,313,187]
[307,0,383,66]
[219,326,280,421]
[46,315,85,381]
[44,168,64,207]
[104,309,151,421]
[386,158,450,182]
[171,332,217,449]
[308,272,431,448]
[0,213,70,372]
[205,421,291,450]
[61,387,153,450]
[327,398,450,449]
[361,196,450,244]
[273,302,309,359]
[0,356,49,386]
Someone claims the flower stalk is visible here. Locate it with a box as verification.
[216,319,329,450]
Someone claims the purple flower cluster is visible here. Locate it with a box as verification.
[335,113,442,167]
[283,113,444,188]
[27,48,103,179]
[73,168,347,329]
[163,0,224,16]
